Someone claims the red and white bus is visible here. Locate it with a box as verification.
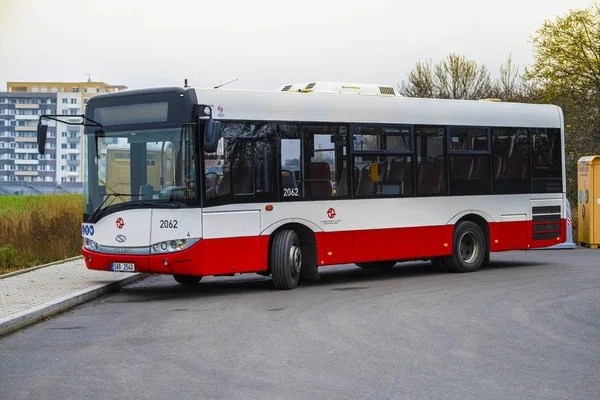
[38,81,566,289]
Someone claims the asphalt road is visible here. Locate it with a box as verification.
[1,249,599,400]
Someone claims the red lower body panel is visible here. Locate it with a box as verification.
[82,219,566,277]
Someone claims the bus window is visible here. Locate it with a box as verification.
[448,127,491,195]
[416,126,446,196]
[531,128,562,193]
[492,128,530,194]
[205,122,276,204]
[352,125,413,197]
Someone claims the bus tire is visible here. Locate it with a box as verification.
[444,221,486,273]
[271,230,302,290]
[173,275,202,285]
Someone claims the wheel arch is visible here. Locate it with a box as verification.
[266,222,318,278]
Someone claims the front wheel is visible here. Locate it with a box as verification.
[173,274,202,285]
[270,230,302,290]
[443,221,486,273]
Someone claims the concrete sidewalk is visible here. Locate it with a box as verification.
[0,258,144,336]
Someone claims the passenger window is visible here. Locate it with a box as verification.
[352,125,413,197]
[354,155,414,196]
[279,123,347,200]
[492,128,531,194]
[531,128,561,193]
[449,127,488,151]
[416,126,446,196]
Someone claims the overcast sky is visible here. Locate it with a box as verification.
[0,0,596,92]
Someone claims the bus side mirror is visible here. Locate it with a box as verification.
[203,119,221,153]
[37,122,48,155]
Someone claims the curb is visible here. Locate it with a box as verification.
[0,256,84,280]
[0,273,145,337]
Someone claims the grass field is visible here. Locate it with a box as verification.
[0,195,83,274]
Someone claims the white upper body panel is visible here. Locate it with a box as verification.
[193,87,561,129]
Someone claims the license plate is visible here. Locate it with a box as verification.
[111,262,135,272]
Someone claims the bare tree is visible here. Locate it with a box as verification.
[398,53,492,100]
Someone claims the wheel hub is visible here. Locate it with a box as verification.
[289,245,302,275]
[459,231,479,264]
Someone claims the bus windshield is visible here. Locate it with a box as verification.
[84,124,198,220]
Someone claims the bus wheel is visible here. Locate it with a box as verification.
[271,230,302,290]
[444,221,485,273]
[173,275,202,285]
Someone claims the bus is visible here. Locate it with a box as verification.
[37,81,566,290]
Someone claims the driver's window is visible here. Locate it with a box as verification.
[416,126,446,196]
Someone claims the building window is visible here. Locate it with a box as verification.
[70,98,77,104]
[72,87,79,93]
[62,98,68,104]
[61,143,67,149]
[62,132,68,137]
[61,155,67,159]
[69,144,77,149]
[41,87,47,92]
[51,87,57,93]
[31,87,38,92]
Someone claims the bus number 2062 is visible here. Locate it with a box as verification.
[159,220,178,228]
[283,188,299,197]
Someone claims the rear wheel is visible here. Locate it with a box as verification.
[443,221,486,273]
[173,275,202,285]
[271,230,302,290]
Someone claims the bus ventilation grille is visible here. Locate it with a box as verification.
[379,86,396,95]
[305,82,316,90]
[531,205,561,241]
[281,85,292,92]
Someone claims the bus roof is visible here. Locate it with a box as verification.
[193,86,561,129]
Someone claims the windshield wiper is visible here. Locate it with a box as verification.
[89,193,137,222]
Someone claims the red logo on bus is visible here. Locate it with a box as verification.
[116,217,125,229]
[327,208,336,219]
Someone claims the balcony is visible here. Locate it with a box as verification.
[66,159,79,166]
[15,104,39,109]
[15,170,39,176]
[15,126,36,132]
[14,159,39,165]
[14,148,37,154]
[15,137,37,143]
[15,114,39,120]
[67,136,80,144]
[67,124,81,132]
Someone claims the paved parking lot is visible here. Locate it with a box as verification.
[1,248,599,400]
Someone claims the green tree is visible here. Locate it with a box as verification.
[525,4,600,218]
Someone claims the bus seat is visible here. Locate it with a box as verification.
[505,155,528,179]
[217,167,231,196]
[309,162,332,197]
[337,168,348,196]
[356,166,374,196]
[281,169,297,189]
[451,157,474,180]
[492,155,503,179]
[418,162,443,194]
[387,158,406,181]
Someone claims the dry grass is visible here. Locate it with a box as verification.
[0,195,82,274]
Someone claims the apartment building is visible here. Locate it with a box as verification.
[0,81,127,194]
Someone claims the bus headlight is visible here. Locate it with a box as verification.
[83,238,99,251]
[151,238,199,254]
